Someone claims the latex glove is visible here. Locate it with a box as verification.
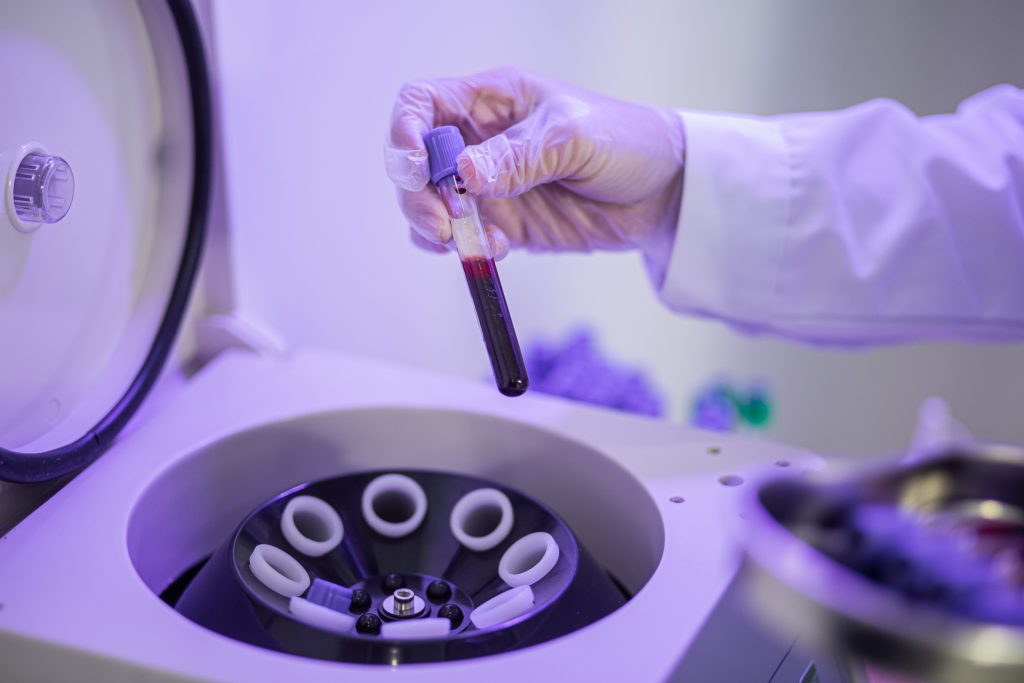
[385,67,686,260]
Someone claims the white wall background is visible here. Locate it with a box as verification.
[204,0,1024,455]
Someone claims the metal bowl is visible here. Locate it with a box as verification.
[740,443,1024,683]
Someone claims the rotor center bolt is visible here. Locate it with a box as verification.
[381,586,426,619]
[393,588,416,615]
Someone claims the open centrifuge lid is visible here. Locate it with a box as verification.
[0,0,210,483]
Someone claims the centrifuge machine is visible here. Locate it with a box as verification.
[9,2,1011,682]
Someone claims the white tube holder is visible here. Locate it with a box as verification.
[470,585,535,629]
[498,532,560,587]
[361,474,428,538]
[288,596,356,635]
[380,618,452,640]
[248,544,310,597]
[280,495,344,557]
[449,488,514,552]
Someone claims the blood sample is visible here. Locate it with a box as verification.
[423,126,528,397]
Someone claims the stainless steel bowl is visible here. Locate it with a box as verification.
[740,443,1024,683]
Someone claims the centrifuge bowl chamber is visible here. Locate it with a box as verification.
[127,407,664,664]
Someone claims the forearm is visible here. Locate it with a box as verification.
[653,86,1024,346]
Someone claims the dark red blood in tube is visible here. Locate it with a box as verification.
[461,257,528,397]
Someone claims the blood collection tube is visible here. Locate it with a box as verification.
[423,126,528,397]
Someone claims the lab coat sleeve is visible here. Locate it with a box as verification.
[655,85,1024,345]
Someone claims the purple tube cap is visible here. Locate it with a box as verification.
[423,126,466,185]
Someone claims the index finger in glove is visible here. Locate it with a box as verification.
[384,69,538,192]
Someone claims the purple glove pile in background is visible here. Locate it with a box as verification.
[525,329,664,417]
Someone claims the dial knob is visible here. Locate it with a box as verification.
[12,152,74,225]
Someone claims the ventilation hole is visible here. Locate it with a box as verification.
[718,474,744,487]
[775,460,791,468]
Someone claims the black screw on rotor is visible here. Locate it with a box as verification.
[382,573,405,594]
[426,580,452,604]
[437,603,464,628]
[349,589,372,613]
[356,612,382,635]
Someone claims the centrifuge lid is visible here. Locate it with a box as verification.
[0,0,210,483]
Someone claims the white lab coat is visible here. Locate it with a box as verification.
[656,85,1024,345]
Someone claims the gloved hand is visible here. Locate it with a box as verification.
[385,67,686,260]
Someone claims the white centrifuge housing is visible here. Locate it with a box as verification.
[0,2,850,681]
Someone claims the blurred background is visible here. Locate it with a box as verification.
[194,0,1024,456]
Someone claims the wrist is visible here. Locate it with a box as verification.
[638,108,686,284]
